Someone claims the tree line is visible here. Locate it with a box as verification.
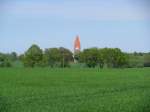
[0,44,150,68]
[21,45,73,67]
[75,48,128,68]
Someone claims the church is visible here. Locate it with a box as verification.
[74,35,81,54]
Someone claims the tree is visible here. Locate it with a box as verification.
[59,47,73,67]
[127,53,144,68]
[78,48,128,68]
[11,52,17,60]
[42,47,73,68]
[79,48,99,68]
[144,54,150,67]
[23,44,43,67]
[0,53,11,67]
[100,48,128,68]
[98,49,104,68]
[18,54,24,61]
[43,48,61,67]
[8,52,18,61]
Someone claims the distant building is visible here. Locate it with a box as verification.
[74,35,81,54]
[73,35,81,63]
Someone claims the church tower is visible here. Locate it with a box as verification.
[74,35,81,54]
[73,35,81,63]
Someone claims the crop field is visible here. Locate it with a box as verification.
[0,68,150,112]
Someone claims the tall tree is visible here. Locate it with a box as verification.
[59,47,73,67]
[23,44,43,67]
[43,48,61,67]
[79,48,99,68]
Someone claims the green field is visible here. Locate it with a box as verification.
[0,68,150,112]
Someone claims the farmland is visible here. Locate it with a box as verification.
[0,68,150,112]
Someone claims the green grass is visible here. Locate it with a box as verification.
[0,68,150,112]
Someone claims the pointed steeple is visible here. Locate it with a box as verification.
[74,35,81,53]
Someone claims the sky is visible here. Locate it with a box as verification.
[0,0,150,54]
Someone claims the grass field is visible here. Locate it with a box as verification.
[0,68,150,112]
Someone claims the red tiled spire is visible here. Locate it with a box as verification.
[74,35,81,53]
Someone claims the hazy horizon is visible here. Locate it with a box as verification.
[0,0,150,54]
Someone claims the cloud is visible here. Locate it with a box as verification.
[0,0,150,20]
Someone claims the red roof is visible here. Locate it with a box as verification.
[74,35,81,50]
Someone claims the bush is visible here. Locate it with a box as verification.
[144,54,150,67]
[0,53,11,67]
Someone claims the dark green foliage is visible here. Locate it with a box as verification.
[128,54,144,68]
[127,52,150,68]
[59,47,74,67]
[43,48,62,67]
[1,52,18,62]
[79,48,99,68]
[8,52,18,61]
[0,53,11,67]
[0,52,18,68]
[144,54,150,67]
[0,44,148,68]
[100,48,128,68]
[97,49,104,68]
[79,48,128,68]
[23,44,43,67]
[43,47,73,68]
[18,45,73,68]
